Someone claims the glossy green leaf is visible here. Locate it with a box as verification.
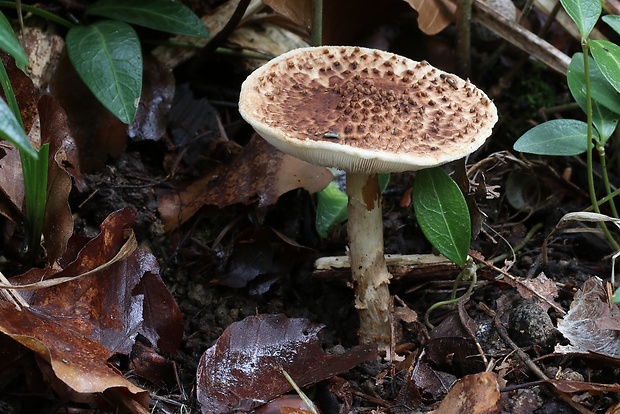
[86,0,209,37]
[67,20,142,124]
[316,181,348,239]
[602,15,620,36]
[568,53,620,115]
[0,98,36,159]
[567,53,619,143]
[316,173,390,239]
[413,168,470,267]
[0,10,27,71]
[513,119,591,155]
[560,0,601,39]
[591,40,620,96]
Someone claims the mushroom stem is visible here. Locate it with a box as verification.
[346,172,392,347]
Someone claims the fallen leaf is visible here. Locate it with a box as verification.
[0,301,148,406]
[556,276,620,360]
[128,54,175,142]
[157,136,332,232]
[429,372,500,414]
[0,207,182,408]
[402,0,456,35]
[40,94,83,263]
[501,272,562,313]
[196,314,375,414]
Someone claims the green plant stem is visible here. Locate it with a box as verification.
[0,54,48,258]
[0,1,74,29]
[597,145,619,218]
[582,42,620,250]
[311,0,322,46]
[20,143,48,258]
[425,258,477,328]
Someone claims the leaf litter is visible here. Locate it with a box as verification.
[3,0,620,412]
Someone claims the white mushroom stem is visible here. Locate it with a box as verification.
[346,172,392,347]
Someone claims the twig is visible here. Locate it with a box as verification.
[191,0,252,72]
[493,312,594,414]
[455,0,473,77]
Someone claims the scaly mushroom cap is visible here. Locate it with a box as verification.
[239,46,498,173]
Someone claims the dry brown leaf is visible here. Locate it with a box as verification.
[196,314,375,414]
[429,372,501,414]
[402,0,456,35]
[556,277,620,360]
[157,136,332,232]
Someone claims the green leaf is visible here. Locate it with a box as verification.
[0,97,37,159]
[86,0,209,37]
[316,173,390,239]
[66,20,142,124]
[0,10,28,71]
[568,53,619,143]
[602,15,620,36]
[590,40,620,96]
[513,119,591,155]
[412,168,470,267]
[568,53,620,115]
[560,0,601,39]
[316,181,348,239]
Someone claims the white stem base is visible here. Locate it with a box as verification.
[346,172,392,347]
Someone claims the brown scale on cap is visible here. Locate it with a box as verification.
[240,46,498,173]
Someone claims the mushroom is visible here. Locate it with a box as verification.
[238,46,498,348]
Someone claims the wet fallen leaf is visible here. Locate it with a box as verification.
[0,207,182,408]
[157,136,332,232]
[429,372,500,414]
[196,314,375,414]
[556,276,620,359]
[128,54,175,142]
[0,301,149,408]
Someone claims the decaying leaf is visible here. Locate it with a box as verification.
[0,301,149,407]
[40,94,83,263]
[157,136,332,232]
[556,277,620,360]
[429,372,501,414]
[196,314,375,414]
[128,55,175,142]
[0,207,182,407]
[505,272,561,313]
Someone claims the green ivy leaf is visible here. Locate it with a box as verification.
[413,168,470,267]
[513,119,591,155]
[0,98,37,159]
[560,0,601,39]
[590,40,620,96]
[66,20,142,124]
[568,53,619,143]
[602,15,620,37]
[86,0,209,37]
[0,10,28,71]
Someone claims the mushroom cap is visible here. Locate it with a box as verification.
[239,46,498,173]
